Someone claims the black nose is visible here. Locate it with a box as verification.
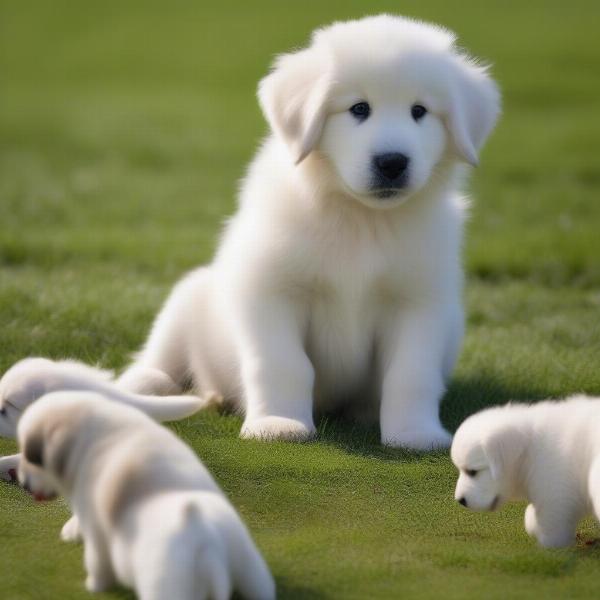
[373,152,409,181]
[458,497,467,507]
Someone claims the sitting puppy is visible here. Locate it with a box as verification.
[451,396,600,548]
[18,391,275,600]
[0,357,208,482]
[116,14,500,449]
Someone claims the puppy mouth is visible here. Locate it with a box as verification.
[21,477,58,502]
[32,491,57,502]
[372,189,402,199]
[489,495,500,511]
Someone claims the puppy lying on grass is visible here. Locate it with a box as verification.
[18,391,275,600]
[0,357,208,483]
[451,396,600,548]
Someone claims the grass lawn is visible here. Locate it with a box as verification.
[1,0,600,598]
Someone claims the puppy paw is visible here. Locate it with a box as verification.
[382,426,452,450]
[0,468,18,483]
[117,366,181,395]
[240,416,316,442]
[61,516,82,543]
[85,574,112,593]
[524,504,538,537]
[536,531,574,549]
[525,504,574,547]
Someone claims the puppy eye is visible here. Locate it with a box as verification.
[466,469,479,477]
[0,407,6,416]
[349,101,370,121]
[411,104,427,121]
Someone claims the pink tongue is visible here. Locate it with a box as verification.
[33,492,48,502]
[8,468,17,483]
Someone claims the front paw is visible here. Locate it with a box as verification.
[85,574,113,593]
[536,530,575,548]
[525,504,574,547]
[524,504,538,537]
[382,425,452,450]
[61,516,83,543]
[241,416,316,442]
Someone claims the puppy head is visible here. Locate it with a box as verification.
[0,358,54,438]
[17,392,92,500]
[258,15,500,209]
[0,358,114,438]
[451,406,529,512]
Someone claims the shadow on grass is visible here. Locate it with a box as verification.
[441,374,552,433]
[269,577,327,600]
[315,416,445,462]
[313,373,552,461]
[109,580,323,600]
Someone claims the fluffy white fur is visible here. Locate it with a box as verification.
[118,15,498,448]
[0,357,208,482]
[452,396,600,548]
[18,392,275,600]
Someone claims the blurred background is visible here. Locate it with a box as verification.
[1,0,599,395]
[1,2,600,598]
[2,0,599,277]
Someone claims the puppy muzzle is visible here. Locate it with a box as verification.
[21,476,57,502]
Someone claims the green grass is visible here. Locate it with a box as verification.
[1,0,600,598]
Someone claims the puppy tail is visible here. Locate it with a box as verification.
[182,502,233,600]
[222,508,276,600]
[183,498,275,600]
[6,357,210,423]
[136,502,232,600]
[110,390,213,422]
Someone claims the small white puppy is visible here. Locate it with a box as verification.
[117,15,500,449]
[0,357,208,482]
[18,392,275,600]
[452,396,600,548]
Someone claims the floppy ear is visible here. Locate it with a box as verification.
[258,48,332,164]
[482,425,526,481]
[445,57,500,166]
[23,432,44,467]
[45,423,76,478]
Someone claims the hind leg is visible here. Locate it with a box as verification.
[588,458,600,533]
[118,268,211,395]
[83,530,115,592]
[117,366,182,396]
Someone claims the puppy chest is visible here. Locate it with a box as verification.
[304,278,395,396]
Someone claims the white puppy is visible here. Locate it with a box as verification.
[0,357,208,482]
[452,396,600,548]
[18,392,275,600]
[117,14,500,448]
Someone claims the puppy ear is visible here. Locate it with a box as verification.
[23,432,44,467]
[482,425,526,481]
[258,49,331,164]
[46,423,76,478]
[445,57,500,166]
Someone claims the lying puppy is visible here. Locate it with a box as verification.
[0,357,208,483]
[18,392,275,600]
[452,396,600,548]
